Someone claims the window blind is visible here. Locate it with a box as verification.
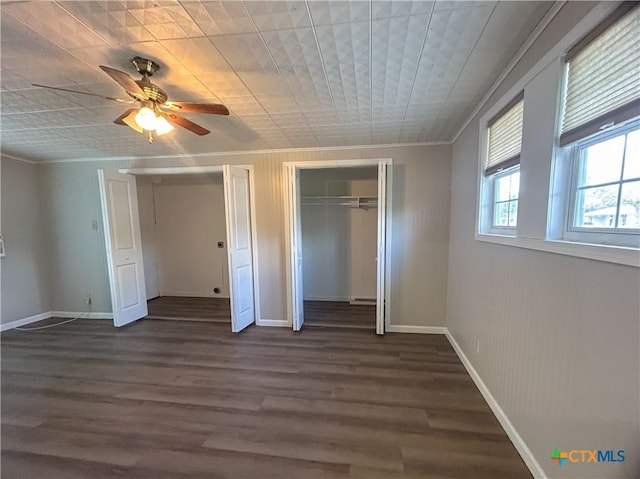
[485,94,524,176]
[560,3,640,146]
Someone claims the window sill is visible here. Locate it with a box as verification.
[488,229,516,237]
[475,233,639,267]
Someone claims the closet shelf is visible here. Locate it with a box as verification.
[301,195,378,208]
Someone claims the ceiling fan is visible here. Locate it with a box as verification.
[32,56,229,142]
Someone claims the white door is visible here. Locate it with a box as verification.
[288,166,305,331]
[98,170,148,327]
[376,162,388,335]
[137,183,160,300]
[223,165,255,333]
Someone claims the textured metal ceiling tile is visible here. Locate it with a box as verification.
[372,1,435,20]
[0,0,553,161]
[244,1,310,31]
[261,27,323,68]
[2,1,108,50]
[308,1,370,26]
[58,1,154,46]
[181,1,256,36]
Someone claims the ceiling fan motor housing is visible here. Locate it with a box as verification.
[135,79,168,104]
[131,57,167,104]
[132,56,160,77]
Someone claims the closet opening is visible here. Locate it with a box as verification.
[300,167,378,330]
[98,166,258,332]
[136,173,231,324]
[284,159,391,334]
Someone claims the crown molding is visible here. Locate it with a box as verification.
[450,1,566,144]
[1,152,37,164]
[38,141,451,165]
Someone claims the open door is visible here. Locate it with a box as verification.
[223,165,256,333]
[376,162,387,335]
[98,170,148,327]
[287,165,305,331]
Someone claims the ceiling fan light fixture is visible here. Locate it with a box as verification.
[135,106,158,131]
[155,116,174,135]
[33,58,224,139]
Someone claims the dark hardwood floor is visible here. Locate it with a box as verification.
[146,298,375,329]
[146,296,231,322]
[304,301,375,330]
[1,318,531,478]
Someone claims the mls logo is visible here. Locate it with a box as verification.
[550,448,569,466]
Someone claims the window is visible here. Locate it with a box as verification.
[559,3,640,247]
[479,93,524,234]
[493,168,520,228]
[569,123,640,231]
[475,2,639,266]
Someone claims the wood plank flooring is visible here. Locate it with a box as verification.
[146,297,374,329]
[1,319,531,478]
[146,296,231,322]
[304,301,375,329]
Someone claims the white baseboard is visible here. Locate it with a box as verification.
[159,291,230,299]
[0,310,112,331]
[303,296,352,302]
[349,298,376,305]
[51,311,112,320]
[0,311,52,332]
[257,319,290,327]
[386,325,447,334]
[444,330,546,479]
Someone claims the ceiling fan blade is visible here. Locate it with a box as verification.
[114,109,143,133]
[160,111,210,136]
[162,102,229,115]
[31,84,135,103]
[99,65,148,100]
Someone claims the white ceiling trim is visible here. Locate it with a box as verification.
[41,140,451,165]
[1,152,37,165]
[450,1,566,144]
[118,166,224,175]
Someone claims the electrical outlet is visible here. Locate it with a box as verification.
[474,337,480,353]
[85,293,92,305]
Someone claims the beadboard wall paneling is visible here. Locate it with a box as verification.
[38,143,451,326]
[447,2,639,478]
[0,157,51,323]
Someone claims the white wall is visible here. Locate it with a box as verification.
[1,157,50,323]
[301,203,350,301]
[152,175,228,298]
[301,168,378,301]
[37,143,451,327]
[447,3,639,478]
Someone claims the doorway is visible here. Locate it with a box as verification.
[299,167,378,329]
[136,173,231,323]
[284,159,391,334]
[97,165,259,333]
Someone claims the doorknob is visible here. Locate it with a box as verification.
[125,256,130,260]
